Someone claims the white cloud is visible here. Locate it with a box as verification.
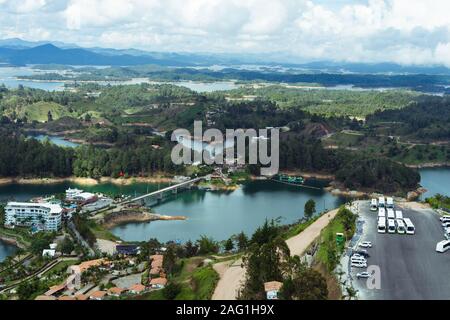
[1,0,450,66]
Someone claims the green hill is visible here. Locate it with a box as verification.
[18,101,70,122]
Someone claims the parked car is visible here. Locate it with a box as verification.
[442,222,450,228]
[353,250,370,258]
[440,216,450,222]
[356,272,371,279]
[359,241,373,248]
[351,262,368,268]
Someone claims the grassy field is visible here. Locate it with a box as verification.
[41,258,79,277]
[17,101,71,122]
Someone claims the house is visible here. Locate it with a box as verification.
[150,277,167,289]
[150,254,164,275]
[58,295,76,301]
[67,259,109,290]
[45,284,66,297]
[116,244,140,256]
[42,249,56,258]
[128,284,146,294]
[89,290,107,300]
[108,287,125,297]
[264,281,283,300]
[35,295,57,300]
[65,188,97,204]
[68,259,108,274]
[4,202,62,231]
[74,294,88,301]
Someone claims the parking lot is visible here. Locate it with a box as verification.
[347,200,450,300]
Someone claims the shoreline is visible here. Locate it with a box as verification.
[406,162,450,169]
[0,175,175,186]
[0,235,25,249]
[101,211,186,229]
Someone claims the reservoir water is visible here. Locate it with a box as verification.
[419,167,450,199]
[0,168,449,247]
[0,241,17,263]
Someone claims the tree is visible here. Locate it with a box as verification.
[163,282,182,300]
[239,237,290,300]
[59,236,75,255]
[304,199,316,220]
[163,245,177,275]
[280,268,328,300]
[184,240,198,257]
[197,236,219,255]
[236,232,249,251]
[224,237,234,252]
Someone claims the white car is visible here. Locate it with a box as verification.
[356,272,371,279]
[442,222,450,228]
[359,241,373,248]
[440,216,450,222]
[351,262,368,268]
[351,257,367,264]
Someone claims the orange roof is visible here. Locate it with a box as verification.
[150,277,167,286]
[108,287,125,295]
[58,296,76,301]
[150,254,163,261]
[45,283,66,296]
[129,284,146,292]
[89,291,107,299]
[35,295,57,300]
[78,259,108,273]
[150,267,162,274]
[264,281,283,292]
[75,294,88,301]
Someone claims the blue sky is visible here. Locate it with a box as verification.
[0,0,449,66]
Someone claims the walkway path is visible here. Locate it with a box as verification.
[212,208,339,300]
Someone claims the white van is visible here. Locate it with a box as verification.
[388,219,396,234]
[436,240,450,253]
[370,199,378,212]
[395,210,403,220]
[378,197,385,208]
[386,197,394,209]
[387,208,395,220]
[396,219,406,234]
[378,208,386,219]
[403,218,415,235]
[377,217,386,234]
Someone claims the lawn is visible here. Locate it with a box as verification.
[17,101,71,122]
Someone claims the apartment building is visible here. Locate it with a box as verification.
[4,202,62,232]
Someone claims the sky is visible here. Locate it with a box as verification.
[1,0,450,66]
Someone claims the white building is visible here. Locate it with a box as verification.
[4,202,62,232]
[65,188,97,204]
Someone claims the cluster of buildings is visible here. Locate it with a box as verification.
[35,253,169,301]
[149,254,168,289]
[3,188,108,232]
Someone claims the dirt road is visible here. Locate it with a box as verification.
[212,208,339,300]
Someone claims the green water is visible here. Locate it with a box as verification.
[0,241,17,263]
[0,179,345,243]
[1,167,447,246]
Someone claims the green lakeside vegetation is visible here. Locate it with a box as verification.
[0,84,423,195]
[316,206,357,272]
[425,194,450,211]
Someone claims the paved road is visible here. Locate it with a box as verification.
[352,201,450,300]
[212,208,340,300]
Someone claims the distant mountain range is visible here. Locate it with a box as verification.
[1,38,450,75]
